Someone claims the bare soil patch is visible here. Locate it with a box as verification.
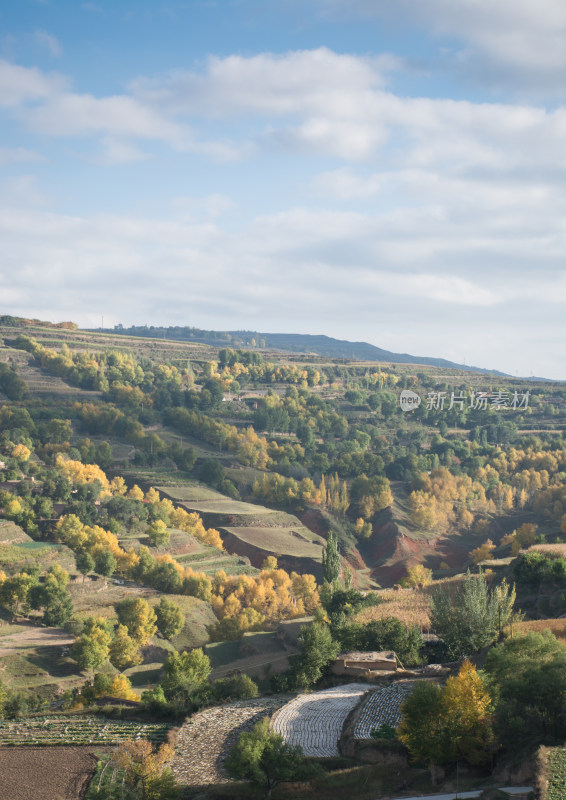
[0,624,74,657]
[0,746,98,800]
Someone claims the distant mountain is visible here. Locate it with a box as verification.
[101,323,510,376]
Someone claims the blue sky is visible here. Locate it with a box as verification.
[0,0,564,378]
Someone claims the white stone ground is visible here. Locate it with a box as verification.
[272,683,370,757]
[353,681,417,739]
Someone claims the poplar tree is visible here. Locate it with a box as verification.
[322,529,340,584]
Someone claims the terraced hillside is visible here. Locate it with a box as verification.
[152,479,326,577]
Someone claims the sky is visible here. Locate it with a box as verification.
[0,0,564,379]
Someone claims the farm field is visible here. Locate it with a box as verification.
[0,746,98,800]
[514,619,566,643]
[272,683,371,757]
[546,746,566,800]
[0,522,76,573]
[171,696,290,787]
[0,716,170,746]
[353,682,418,739]
[221,525,325,559]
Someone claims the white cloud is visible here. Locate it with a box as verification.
[0,146,44,165]
[34,30,62,58]
[317,0,566,95]
[0,187,563,375]
[1,51,564,171]
[0,60,67,107]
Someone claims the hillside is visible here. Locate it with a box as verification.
[93,323,511,375]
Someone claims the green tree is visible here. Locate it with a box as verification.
[72,617,112,672]
[75,550,95,581]
[322,529,340,585]
[155,598,184,640]
[225,718,320,799]
[94,549,117,578]
[430,571,515,659]
[0,572,36,618]
[484,631,566,747]
[147,519,170,547]
[115,598,157,646]
[294,622,339,689]
[94,441,113,469]
[396,681,448,769]
[109,624,142,670]
[162,648,211,705]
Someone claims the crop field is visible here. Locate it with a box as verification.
[357,586,432,630]
[272,683,371,757]
[222,525,325,559]
[546,747,566,800]
[0,746,98,800]
[353,682,418,739]
[513,619,566,643]
[0,716,170,747]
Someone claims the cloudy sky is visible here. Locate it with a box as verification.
[0,1,564,378]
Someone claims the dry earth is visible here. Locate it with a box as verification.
[0,746,98,800]
[0,625,74,656]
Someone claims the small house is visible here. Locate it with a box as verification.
[331,651,397,676]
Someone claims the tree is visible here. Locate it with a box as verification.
[155,598,184,640]
[0,572,36,618]
[441,660,494,765]
[225,718,320,799]
[396,681,448,769]
[294,622,339,689]
[147,519,170,547]
[111,739,180,800]
[322,529,340,585]
[75,550,95,581]
[29,573,73,627]
[430,571,515,659]
[403,564,433,588]
[484,631,566,747]
[94,441,113,469]
[397,661,494,775]
[162,648,211,705]
[115,598,157,646]
[94,549,117,579]
[109,624,142,670]
[72,617,112,672]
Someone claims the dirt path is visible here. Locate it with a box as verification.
[0,625,74,656]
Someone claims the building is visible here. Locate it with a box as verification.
[331,651,397,676]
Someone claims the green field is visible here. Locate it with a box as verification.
[546,747,566,800]
[0,716,171,746]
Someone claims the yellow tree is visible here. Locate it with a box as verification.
[111,739,178,800]
[441,660,494,765]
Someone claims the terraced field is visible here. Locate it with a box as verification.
[0,522,76,572]
[221,525,325,559]
[171,696,290,786]
[353,682,417,739]
[272,684,371,757]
